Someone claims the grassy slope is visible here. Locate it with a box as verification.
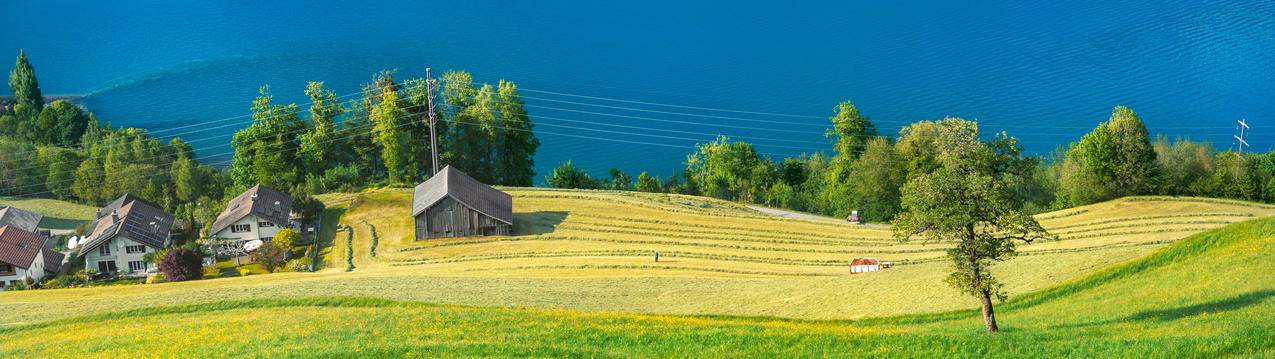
[0,196,96,230]
[1,190,1272,328]
[1,216,1271,357]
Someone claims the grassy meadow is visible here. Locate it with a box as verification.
[1,214,1271,357]
[1,189,1272,356]
[0,196,96,230]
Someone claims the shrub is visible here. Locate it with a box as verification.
[293,195,326,222]
[345,225,355,271]
[159,248,204,282]
[274,228,301,250]
[286,257,312,272]
[251,242,288,273]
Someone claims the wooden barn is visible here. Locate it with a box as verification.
[412,166,513,240]
[849,257,882,274]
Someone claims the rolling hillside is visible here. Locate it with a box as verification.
[2,212,1271,356]
[0,196,96,230]
[1,189,1271,327]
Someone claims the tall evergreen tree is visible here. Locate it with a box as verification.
[9,50,43,114]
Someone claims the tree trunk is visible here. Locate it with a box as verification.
[980,289,999,333]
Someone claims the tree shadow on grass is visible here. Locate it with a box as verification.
[1057,289,1275,328]
[512,211,568,236]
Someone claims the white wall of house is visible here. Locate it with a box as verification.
[83,236,155,276]
[850,264,880,274]
[212,214,282,243]
[0,251,44,288]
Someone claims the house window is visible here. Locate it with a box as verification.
[232,224,251,233]
[99,245,112,256]
[97,261,118,273]
[128,261,147,272]
[126,245,146,254]
[258,221,274,228]
[0,264,12,273]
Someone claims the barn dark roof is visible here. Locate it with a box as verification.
[0,226,43,269]
[412,166,513,224]
[78,194,173,255]
[0,206,43,232]
[209,185,293,236]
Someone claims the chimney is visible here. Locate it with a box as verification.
[252,193,259,202]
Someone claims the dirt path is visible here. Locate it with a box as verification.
[746,205,844,222]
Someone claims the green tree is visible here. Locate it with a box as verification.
[252,242,289,273]
[298,82,346,178]
[545,160,599,189]
[41,147,80,199]
[846,137,904,222]
[9,50,43,120]
[495,80,539,186]
[685,136,771,201]
[71,158,105,203]
[1058,106,1160,206]
[822,100,877,216]
[274,228,301,250]
[34,100,89,145]
[1154,136,1214,196]
[635,171,662,193]
[229,86,304,189]
[891,118,1052,333]
[607,168,633,190]
[367,73,410,183]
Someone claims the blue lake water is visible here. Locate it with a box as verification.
[2,1,1272,178]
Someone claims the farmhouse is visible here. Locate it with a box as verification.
[0,206,43,232]
[208,185,294,247]
[78,194,173,276]
[413,165,513,239]
[849,257,882,274]
[0,226,62,289]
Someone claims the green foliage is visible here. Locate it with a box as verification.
[33,100,89,145]
[607,168,633,190]
[297,81,346,178]
[846,137,904,222]
[545,160,600,189]
[685,136,772,202]
[251,242,289,273]
[274,228,301,250]
[635,172,662,193]
[229,85,304,190]
[891,118,1052,332]
[822,100,877,216]
[367,72,412,183]
[9,50,43,118]
[495,80,539,186]
[1059,106,1160,206]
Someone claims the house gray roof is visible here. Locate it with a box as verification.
[0,206,43,232]
[0,226,43,269]
[413,166,513,224]
[78,194,173,255]
[41,246,64,275]
[209,185,293,236]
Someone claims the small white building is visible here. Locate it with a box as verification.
[208,185,294,248]
[849,257,882,274]
[78,194,174,277]
[0,226,63,289]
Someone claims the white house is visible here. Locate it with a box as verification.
[208,185,293,247]
[78,194,174,277]
[0,225,63,289]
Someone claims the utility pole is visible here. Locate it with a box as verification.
[1234,118,1250,155]
[425,67,441,175]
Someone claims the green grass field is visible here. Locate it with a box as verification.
[0,196,96,230]
[1,189,1272,356]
